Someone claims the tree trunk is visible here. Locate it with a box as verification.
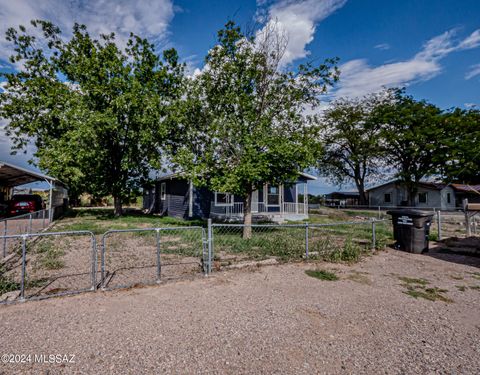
[354,179,368,206]
[113,195,123,217]
[243,191,253,239]
[406,182,417,207]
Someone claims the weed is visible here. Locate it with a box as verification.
[37,245,65,270]
[399,276,429,286]
[455,285,467,292]
[469,272,480,280]
[347,271,372,285]
[305,269,338,281]
[450,275,464,280]
[328,239,363,263]
[404,287,452,302]
[470,285,480,291]
[0,275,20,294]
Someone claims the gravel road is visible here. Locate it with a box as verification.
[1,248,479,374]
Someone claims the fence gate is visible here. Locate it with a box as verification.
[100,226,207,290]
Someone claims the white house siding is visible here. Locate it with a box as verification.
[368,182,457,210]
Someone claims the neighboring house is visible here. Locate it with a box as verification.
[325,192,360,207]
[450,184,480,205]
[367,180,456,210]
[143,172,316,222]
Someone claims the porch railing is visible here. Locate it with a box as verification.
[210,202,308,217]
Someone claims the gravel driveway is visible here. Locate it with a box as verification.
[1,248,479,374]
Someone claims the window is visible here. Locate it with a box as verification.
[418,192,428,204]
[384,193,391,203]
[447,192,451,204]
[160,182,166,201]
[214,192,233,206]
[267,185,280,206]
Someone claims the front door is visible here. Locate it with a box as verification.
[252,190,259,213]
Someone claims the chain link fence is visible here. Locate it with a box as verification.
[100,226,207,290]
[210,220,391,268]
[0,231,97,303]
[1,209,53,258]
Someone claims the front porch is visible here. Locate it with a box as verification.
[209,182,310,222]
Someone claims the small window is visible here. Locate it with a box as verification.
[160,182,166,201]
[384,193,391,203]
[447,192,451,204]
[418,192,428,204]
[267,185,280,206]
[215,192,233,206]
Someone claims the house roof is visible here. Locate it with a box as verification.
[156,171,317,182]
[326,191,360,199]
[450,184,480,194]
[0,161,63,188]
[366,179,447,192]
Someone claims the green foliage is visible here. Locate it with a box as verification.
[35,239,65,270]
[0,20,185,214]
[328,238,363,263]
[404,286,452,303]
[436,108,480,184]
[398,276,429,286]
[305,269,338,281]
[172,21,338,224]
[0,265,20,294]
[318,94,386,204]
[371,88,444,205]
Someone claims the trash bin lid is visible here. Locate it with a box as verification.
[386,209,434,217]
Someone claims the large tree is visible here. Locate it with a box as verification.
[372,89,445,206]
[318,94,386,205]
[173,22,338,238]
[437,107,480,184]
[0,20,184,215]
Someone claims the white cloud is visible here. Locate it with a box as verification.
[0,0,175,62]
[374,43,390,50]
[465,63,480,80]
[259,0,347,67]
[335,28,480,98]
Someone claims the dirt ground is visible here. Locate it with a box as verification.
[0,248,479,375]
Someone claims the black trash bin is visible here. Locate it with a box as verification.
[387,209,434,254]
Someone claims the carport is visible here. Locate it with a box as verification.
[0,160,67,221]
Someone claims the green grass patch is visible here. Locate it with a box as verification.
[399,276,429,286]
[404,287,452,303]
[305,269,338,281]
[455,285,467,292]
[35,239,65,270]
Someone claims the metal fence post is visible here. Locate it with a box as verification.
[378,206,381,219]
[28,214,33,234]
[42,209,46,229]
[101,235,106,289]
[20,236,27,300]
[91,235,97,291]
[2,220,6,258]
[371,220,376,250]
[305,222,309,258]
[207,219,212,274]
[437,210,442,241]
[155,229,161,282]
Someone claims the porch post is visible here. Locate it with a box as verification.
[295,183,298,214]
[188,180,193,218]
[280,184,284,214]
[304,183,308,214]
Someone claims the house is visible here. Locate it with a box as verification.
[450,184,480,206]
[325,191,360,207]
[142,172,316,222]
[367,180,456,210]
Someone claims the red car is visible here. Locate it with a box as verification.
[7,194,45,217]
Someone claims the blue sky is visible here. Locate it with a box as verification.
[0,0,479,194]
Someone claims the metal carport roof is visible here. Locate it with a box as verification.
[0,161,62,187]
